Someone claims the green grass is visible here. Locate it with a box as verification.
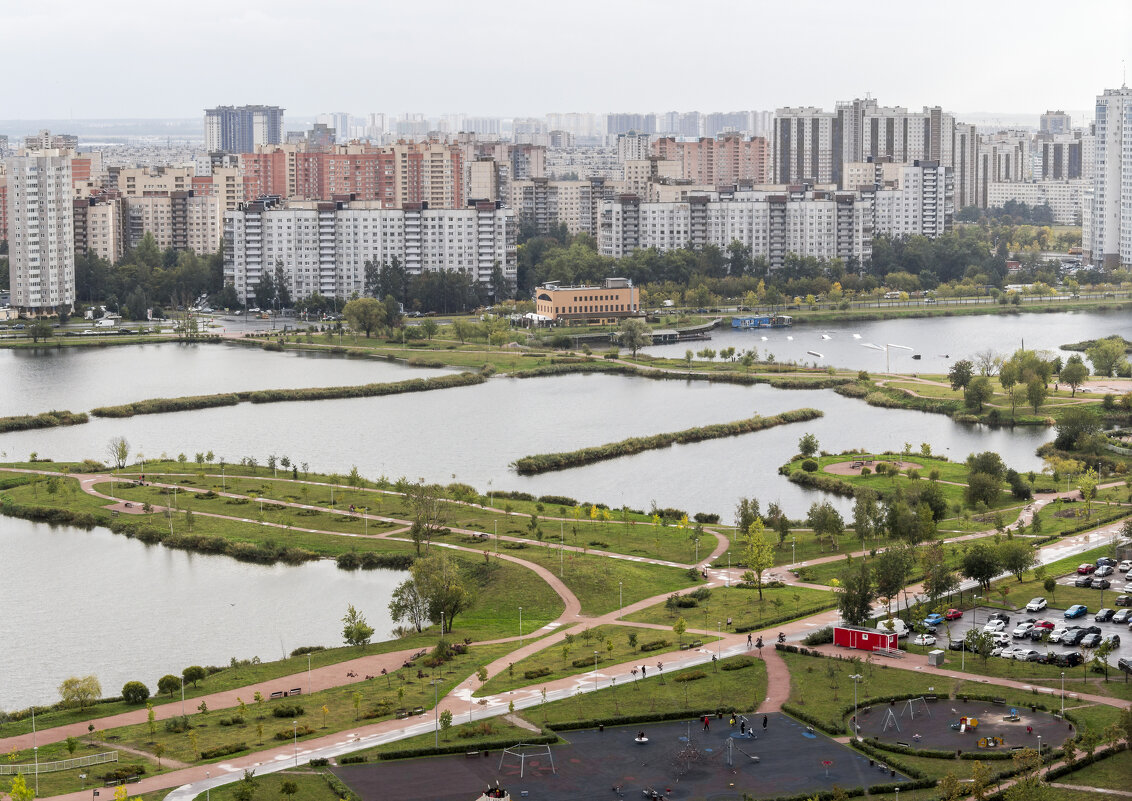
[345,717,544,759]
[987,542,1127,611]
[0,738,165,797]
[474,624,719,696]
[1052,747,1132,790]
[623,585,837,632]
[101,641,520,765]
[533,655,768,728]
[190,771,342,801]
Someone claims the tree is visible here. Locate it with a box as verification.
[964,376,994,411]
[58,675,102,709]
[965,472,1003,508]
[157,674,180,696]
[673,616,687,644]
[389,578,428,632]
[342,297,386,338]
[121,680,150,704]
[341,604,375,646]
[29,319,53,343]
[798,433,819,458]
[182,665,206,686]
[280,780,299,801]
[836,559,874,625]
[964,629,995,668]
[439,709,453,739]
[408,479,447,555]
[1060,356,1089,396]
[8,775,34,801]
[617,318,652,357]
[107,436,130,469]
[420,319,440,340]
[806,501,844,551]
[1054,405,1101,450]
[1026,378,1048,413]
[408,550,470,633]
[743,519,775,600]
[997,540,1036,582]
[948,359,974,391]
[1086,336,1129,377]
[961,543,1002,590]
[873,547,912,616]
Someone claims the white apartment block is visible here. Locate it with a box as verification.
[599,188,873,269]
[616,133,652,163]
[873,161,954,239]
[1088,85,1132,268]
[5,150,75,314]
[986,180,1087,225]
[773,107,839,184]
[224,199,517,302]
[510,177,615,237]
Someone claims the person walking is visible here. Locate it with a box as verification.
[747,633,753,648]
[762,715,768,731]
[703,715,710,731]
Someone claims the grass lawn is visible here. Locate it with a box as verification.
[533,655,768,728]
[1052,747,1132,790]
[190,771,342,801]
[622,585,837,633]
[474,624,719,696]
[102,641,520,765]
[346,717,544,759]
[987,542,1127,611]
[0,738,165,797]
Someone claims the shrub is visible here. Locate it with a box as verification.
[673,671,706,682]
[289,646,326,657]
[218,716,245,727]
[639,639,671,652]
[99,766,147,782]
[801,459,819,472]
[274,724,315,740]
[272,704,304,718]
[523,667,552,680]
[200,743,247,759]
[121,681,150,704]
[693,513,721,524]
[720,657,754,671]
[164,716,192,733]
[338,755,368,764]
[572,657,602,668]
[309,758,329,767]
[802,626,834,646]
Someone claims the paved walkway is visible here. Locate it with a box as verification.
[1049,783,1132,797]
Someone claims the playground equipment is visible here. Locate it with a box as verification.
[498,743,556,778]
[949,716,979,733]
[978,736,1005,748]
[899,697,932,721]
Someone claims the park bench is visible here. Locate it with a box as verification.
[412,706,425,715]
[394,709,409,719]
[465,751,479,758]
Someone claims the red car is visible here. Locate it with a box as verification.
[1077,563,1097,575]
[1032,619,1055,630]
[944,608,963,620]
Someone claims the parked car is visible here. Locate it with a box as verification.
[991,632,1011,646]
[1090,578,1111,590]
[912,633,937,647]
[1065,605,1088,618]
[1095,608,1116,622]
[1097,557,1117,567]
[1102,634,1122,648]
[1096,565,1115,577]
[945,608,963,620]
[1118,560,1132,573]
[923,613,945,628]
[1078,563,1098,575]
[988,611,1011,624]
[1025,597,1048,612]
[1052,651,1084,667]
[1050,626,1077,643]
[1079,633,1102,648]
[1119,657,1132,674]
[1113,609,1132,624]
[1123,582,1132,593]
[1117,595,1132,607]
[1075,575,1095,587]
[1012,622,1035,638]
[948,639,967,651]
[1032,619,1056,631]
[983,619,1007,633]
[1013,648,1041,662]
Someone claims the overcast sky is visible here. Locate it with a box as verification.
[2,0,1129,122]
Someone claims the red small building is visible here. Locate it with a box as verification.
[833,625,897,652]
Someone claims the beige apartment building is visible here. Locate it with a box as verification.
[534,278,640,324]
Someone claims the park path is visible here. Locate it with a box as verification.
[1048,783,1132,797]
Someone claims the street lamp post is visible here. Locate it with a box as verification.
[431,680,441,748]
[594,651,599,691]
[33,746,38,797]
[181,675,185,716]
[206,771,210,801]
[791,536,796,566]
[727,552,731,587]
[292,720,297,765]
[307,653,312,695]
[1037,735,1042,772]
[1061,671,1065,716]
[619,581,623,612]
[717,622,722,659]
[519,607,523,646]
[849,674,863,736]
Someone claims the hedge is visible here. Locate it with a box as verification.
[524,666,552,680]
[639,639,671,652]
[513,408,823,474]
[376,732,557,761]
[0,410,89,433]
[322,772,361,801]
[200,742,247,759]
[550,708,742,732]
[337,552,414,571]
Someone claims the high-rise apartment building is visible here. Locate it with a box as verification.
[5,150,75,314]
[872,161,954,239]
[1040,111,1073,136]
[204,105,285,153]
[1087,85,1132,268]
[772,107,841,185]
[652,135,771,186]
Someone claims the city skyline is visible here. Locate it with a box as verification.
[1,0,1128,120]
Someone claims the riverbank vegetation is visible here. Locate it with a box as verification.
[0,410,89,433]
[512,408,823,474]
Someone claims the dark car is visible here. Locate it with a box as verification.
[988,611,1011,624]
[1095,609,1115,622]
[1090,577,1112,590]
[1119,657,1132,675]
[1117,595,1132,607]
[1103,634,1122,648]
[1080,633,1103,648]
[1097,557,1118,567]
[948,639,967,651]
[1075,575,1094,587]
[1064,629,1088,646]
[1053,651,1084,667]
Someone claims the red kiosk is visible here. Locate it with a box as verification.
[832,624,898,652]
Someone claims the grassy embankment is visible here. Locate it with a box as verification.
[623,585,837,633]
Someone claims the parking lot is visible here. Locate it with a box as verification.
[912,603,1132,667]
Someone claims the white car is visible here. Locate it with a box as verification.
[983,619,1007,633]
[912,633,937,646]
[991,632,1011,646]
[1012,622,1035,638]
[1124,582,1132,593]
[1025,598,1048,612]
[1050,627,1075,644]
[1118,560,1132,572]
[1013,649,1041,662]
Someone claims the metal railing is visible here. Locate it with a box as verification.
[0,751,117,775]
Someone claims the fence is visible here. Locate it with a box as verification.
[0,751,117,775]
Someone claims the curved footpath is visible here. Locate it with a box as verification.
[0,468,1127,801]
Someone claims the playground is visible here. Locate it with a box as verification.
[332,715,910,801]
[852,697,1075,753]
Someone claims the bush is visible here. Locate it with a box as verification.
[693,513,720,524]
[200,743,247,759]
[523,666,552,680]
[572,657,602,668]
[309,758,329,767]
[289,645,326,657]
[99,766,147,782]
[673,671,707,682]
[218,716,245,727]
[339,755,368,764]
[802,626,834,646]
[275,724,315,740]
[121,681,150,704]
[801,459,819,472]
[720,657,754,671]
[164,716,191,733]
[272,704,304,718]
[639,639,671,652]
